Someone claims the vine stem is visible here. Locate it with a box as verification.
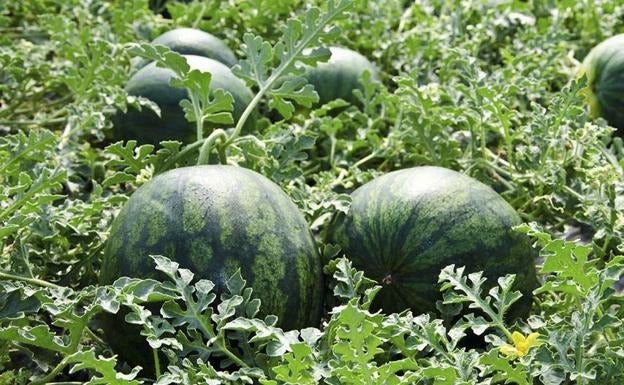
[155,139,205,173]
[194,303,249,368]
[29,355,72,385]
[0,117,66,126]
[0,270,63,289]
[197,129,227,165]
[191,94,205,142]
[43,383,83,385]
[153,348,162,378]
[84,327,107,347]
[221,1,352,150]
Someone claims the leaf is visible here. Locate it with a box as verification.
[127,42,190,76]
[223,317,297,357]
[421,366,458,385]
[480,350,531,385]
[105,140,155,174]
[0,129,57,176]
[0,225,20,241]
[439,265,523,337]
[0,287,40,319]
[66,349,142,384]
[0,324,72,353]
[268,77,319,119]
[541,239,595,292]
[225,270,246,296]
[327,257,378,302]
[102,171,135,188]
[234,0,352,116]
[173,72,235,127]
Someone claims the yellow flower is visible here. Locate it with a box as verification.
[500,331,540,358]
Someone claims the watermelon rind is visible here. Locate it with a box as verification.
[100,165,323,367]
[133,28,237,69]
[303,46,379,105]
[580,34,624,132]
[114,55,254,145]
[331,166,537,319]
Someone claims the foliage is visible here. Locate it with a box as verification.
[1,0,624,383]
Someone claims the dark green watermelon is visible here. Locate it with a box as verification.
[303,46,379,105]
[133,28,237,69]
[331,166,537,318]
[100,165,323,368]
[113,55,254,145]
[580,34,624,133]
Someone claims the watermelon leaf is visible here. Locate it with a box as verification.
[0,286,40,319]
[127,43,235,143]
[439,265,523,340]
[66,349,142,385]
[232,0,352,125]
[127,43,190,77]
[479,349,531,385]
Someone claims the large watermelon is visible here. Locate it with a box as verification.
[580,34,624,133]
[100,165,323,367]
[331,166,537,318]
[133,28,237,69]
[303,46,379,105]
[113,55,254,145]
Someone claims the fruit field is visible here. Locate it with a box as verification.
[1,0,623,384]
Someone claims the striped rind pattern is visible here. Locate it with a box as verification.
[136,28,237,69]
[114,55,255,145]
[304,47,379,105]
[332,166,537,318]
[582,34,624,132]
[101,165,323,329]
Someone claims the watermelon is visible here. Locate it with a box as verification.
[303,46,379,105]
[133,28,237,69]
[100,165,323,367]
[114,55,254,145]
[331,166,537,318]
[580,34,624,133]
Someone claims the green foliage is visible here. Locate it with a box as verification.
[0,241,623,383]
[1,0,624,383]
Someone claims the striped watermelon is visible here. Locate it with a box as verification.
[114,55,254,145]
[101,165,323,366]
[580,34,624,133]
[331,166,537,318]
[303,46,379,105]
[133,28,237,69]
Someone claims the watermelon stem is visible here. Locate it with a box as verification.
[177,281,250,368]
[152,348,161,378]
[156,139,205,173]
[0,270,63,290]
[540,87,577,164]
[0,117,66,126]
[197,129,227,165]
[29,355,72,385]
[190,93,205,142]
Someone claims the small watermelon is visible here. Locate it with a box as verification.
[331,166,537,318]
[580,34,624,133]
[114,55,254,145]
[133,28,237,69]
[303,46,379,105]
[100,165,323,367]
